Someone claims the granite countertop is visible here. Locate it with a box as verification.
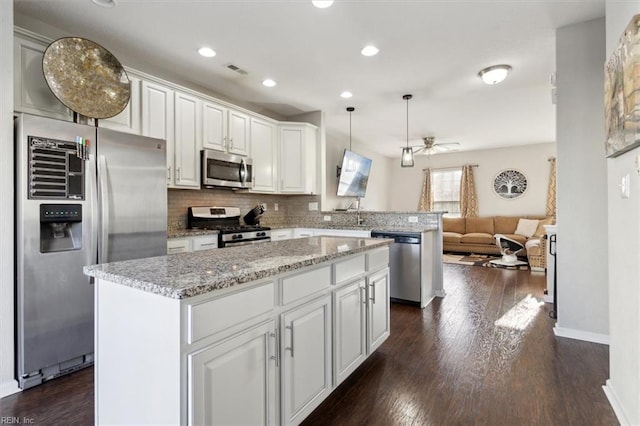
[268,224,438,233]
[84,236,392,300]
[168,229,219,238]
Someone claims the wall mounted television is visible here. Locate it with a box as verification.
[337,150,372,197]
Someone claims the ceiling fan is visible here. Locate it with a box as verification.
[412,137,460,156]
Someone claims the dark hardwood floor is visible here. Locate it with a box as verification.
[1,264,618,425]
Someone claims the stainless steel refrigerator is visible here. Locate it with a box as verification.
[15,113,167,389]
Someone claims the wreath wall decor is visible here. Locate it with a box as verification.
[493,169,527,199]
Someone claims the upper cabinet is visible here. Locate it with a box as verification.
[279,123,318,194]
[141,81,175,186]
[250,117,277,193]
[202,102,250,157]
[99,75,141,134]
[173,92,201,188]
[14,30,72,120]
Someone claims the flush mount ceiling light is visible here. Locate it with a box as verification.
[312,0,334,8]
[91,0,118,7]
[401,94,414,168]
[262,79,276,87]
[198,47,216,58]
[478,64,512,85]
[361,45,379,57]
[340,91,353,99]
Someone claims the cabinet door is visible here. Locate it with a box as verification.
[202,101,227,152]
[279,127,305,193]
[191,235,218,251]
[141,80,175,186]
[281,296,332,425]
[250,117,277,192]
[228,110,250,156]
[99,75,141,134]
[174,92,201,188]
[334,280,367,385]
[367,268,390,354]
[189,320,278,426]
[271,229,293,242]
[14,34,72,120]
[167,238,191,254]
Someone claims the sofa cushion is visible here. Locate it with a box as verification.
[442,218,465,234]
[442,232,462,243]
[514,218,539,238]
[465,217,494,234]
[494,216,521,234]
[534,217,555,237]
[460,233,495,245]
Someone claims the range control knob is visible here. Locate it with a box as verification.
[232,234,243,240]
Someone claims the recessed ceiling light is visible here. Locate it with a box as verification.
[312,0,334,8]
[262,79,276,87]
[198,47,216,58]
[340,91,353,99]
[361,45,379,57]
[91,0,117,7]
[478,64,512,85]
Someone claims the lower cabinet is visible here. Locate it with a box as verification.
[367,269,391,353]
[189,320,279,426]
[281,296,332,425]
[333,279,367,385]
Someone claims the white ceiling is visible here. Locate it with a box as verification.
[14,0,605,158]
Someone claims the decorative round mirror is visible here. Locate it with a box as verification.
[42,37,130,119]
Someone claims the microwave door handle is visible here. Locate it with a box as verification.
[240,159,247,184]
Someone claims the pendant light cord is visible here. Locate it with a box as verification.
[406,97,409,148]
[346,106,355,151]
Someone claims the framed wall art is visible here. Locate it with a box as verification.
[493,169,527,199]
[605,14,640,158]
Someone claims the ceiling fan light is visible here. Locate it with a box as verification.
[312,0,334,8]
[478,64,511,85]
[401,147,414,167]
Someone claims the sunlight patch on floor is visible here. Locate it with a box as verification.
[495,294,544,331]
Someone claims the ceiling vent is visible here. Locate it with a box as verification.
[224,63,248,75]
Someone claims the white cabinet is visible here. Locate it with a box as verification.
[192,235,218,251]
[333,279,367,385]
[314,229,371,238]
[228,109,250,156]
[293,229,315,239]
[167,238,191,254]
[142,80,175,185]
[174,92,202,188]
[367,269,390,353]
[14,31,72,120]
[188,320,278,426]
[281,295,332,425]
[201,102,250,157]
[271,229,294,242]
[100,74,141,134]
[250,117,277,192]
[278,123,318,194]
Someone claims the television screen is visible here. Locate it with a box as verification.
[337,150,372,197]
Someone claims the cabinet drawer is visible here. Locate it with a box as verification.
[187,281,275,344]
[167,238,191,254]
[334,254,365,284]
[367,248,389,272]
[192,236,218,251]
[281,266,330,305]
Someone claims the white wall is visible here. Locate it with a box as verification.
[324,131,392,211]
[604,3,640,425]
[555,18,609,342]
[388,143,556,215]
[0,0,17,398]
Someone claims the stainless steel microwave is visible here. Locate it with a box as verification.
[201,149,253,189]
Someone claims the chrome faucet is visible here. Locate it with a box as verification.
[355,197,364,225]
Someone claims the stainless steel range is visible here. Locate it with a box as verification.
[188,206,271,247]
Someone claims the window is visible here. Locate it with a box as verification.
[431,168,462,217]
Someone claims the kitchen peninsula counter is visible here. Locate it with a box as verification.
[87,236,392,425]
[85,236,391,299]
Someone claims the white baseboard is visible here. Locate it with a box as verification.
[553,326,609,345]
[603,380,632,425]
[435,289,446,298]
[544,294,554,303]
[1,379,20,398]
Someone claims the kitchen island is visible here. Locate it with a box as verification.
[85,236,391,426]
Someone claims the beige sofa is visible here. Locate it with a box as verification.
[442,216,553,270]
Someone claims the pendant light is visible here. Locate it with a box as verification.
[345,107,356,172]
[401,94,414,167]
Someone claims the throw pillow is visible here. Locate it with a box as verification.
[514,218,539,238]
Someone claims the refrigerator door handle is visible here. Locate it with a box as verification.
[98,155,110,264]
[88,154,98,283]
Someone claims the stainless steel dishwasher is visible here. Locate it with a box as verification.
[371,231,421,305]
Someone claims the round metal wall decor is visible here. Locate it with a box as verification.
[493,169,527,199]
[42,37,131,119]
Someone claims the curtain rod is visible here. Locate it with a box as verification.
[548,157,556,161]
[422,164,478,172]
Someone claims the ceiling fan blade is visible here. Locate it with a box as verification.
[433,142,460,152]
